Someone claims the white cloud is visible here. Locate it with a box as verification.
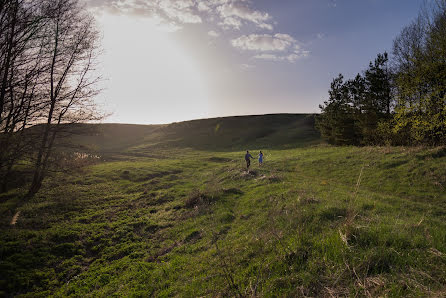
[258,23,273,31]
[207,0,232,6]
[253,51,309,63]
[197,2,211,12]
[219,16,243,30]
[232,33,309,63]
[85,0,202,30]
[286,50,310,62]
[231,34,295,51]
[216,2,273,30]
[86,0,153,17]
[253,53,281,61]
[218,3,269,23]
[208,30,220,37]
[158,0,202,24]
[240,63,256,70]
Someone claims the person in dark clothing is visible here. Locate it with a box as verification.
[245,150,254,170]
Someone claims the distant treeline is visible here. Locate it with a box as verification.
[316,1,446,146]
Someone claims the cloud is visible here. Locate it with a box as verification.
[258,23,273,31]
[158,0,202,24]
[86,0,308,63]
[240,63,256,70]
[231,34,296,51]
[208,30,220,37]
[232,34,309,63]
[253,53,281,61]
[216,2,273,30]
[219,16,243,30]
[85,0,202,30]
[197,2,211,12]
[86,0,154,17]
[86,0,273,31]
[253,51,309,63]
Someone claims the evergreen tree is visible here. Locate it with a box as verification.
[316,74,358,145]
[317,53,393,146]
[361,52,393,144]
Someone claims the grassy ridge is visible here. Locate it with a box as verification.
[66,113,319,153]
[1,115,446,296]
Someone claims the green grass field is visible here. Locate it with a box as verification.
[1,114,446,296]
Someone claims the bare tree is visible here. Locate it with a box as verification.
[0,0,48,191]
[0,0,102,195]
[27,0,102,197]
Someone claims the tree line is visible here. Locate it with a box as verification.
[316,1,446,146]
[0,0,101,197]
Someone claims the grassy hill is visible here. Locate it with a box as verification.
[1,114,446,297]
[66,113,319,153]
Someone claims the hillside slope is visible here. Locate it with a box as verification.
[67,113,319,154]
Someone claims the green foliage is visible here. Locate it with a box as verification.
[392,2,446,145]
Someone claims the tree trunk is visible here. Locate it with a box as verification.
[27,171,43,198]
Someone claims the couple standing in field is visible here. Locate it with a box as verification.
[245,150,263,170]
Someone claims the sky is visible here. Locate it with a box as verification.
[85,0,425,124]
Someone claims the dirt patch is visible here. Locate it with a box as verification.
[185,191,219,209]
[257,174,281,183]
[240,170,258,179]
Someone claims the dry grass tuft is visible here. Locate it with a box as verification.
[429,247,444,258]
[10,211,20,226]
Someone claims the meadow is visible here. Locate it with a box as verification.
[1,114,445,297]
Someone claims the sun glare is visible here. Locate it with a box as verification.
[96,13,210,124]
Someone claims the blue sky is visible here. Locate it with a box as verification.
[87,0,425,124]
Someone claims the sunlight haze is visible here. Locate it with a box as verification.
[96,14,210,124]
[89,0,425,124]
